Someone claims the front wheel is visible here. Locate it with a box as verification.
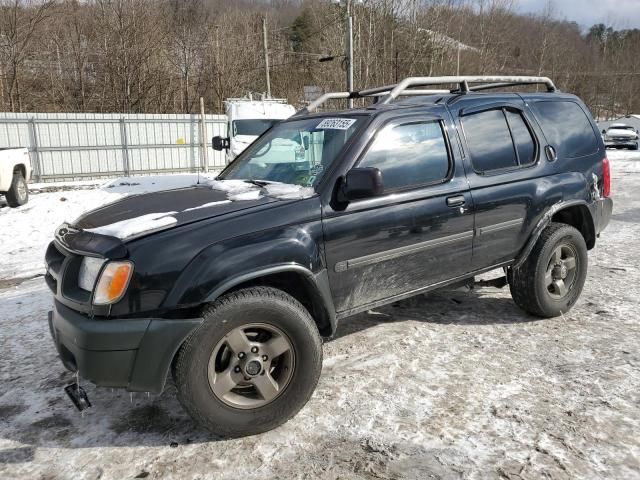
[173,287,322,437]
[508,223,588,317]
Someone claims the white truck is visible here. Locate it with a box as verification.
[213,97,296,163]
[0,148,31,207]
[602,123,639,150]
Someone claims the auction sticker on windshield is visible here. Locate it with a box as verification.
[316,118,356,130]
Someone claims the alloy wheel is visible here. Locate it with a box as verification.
[207,323,295,409]
[545,243,578,299]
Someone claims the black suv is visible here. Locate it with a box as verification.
[46,76,613,437]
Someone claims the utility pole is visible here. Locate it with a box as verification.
[262,16,272,98]
[200,97,209,173]
[345,0,354,108]
[214,24,222,112]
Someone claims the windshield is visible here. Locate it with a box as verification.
[220,116,363,187]
[233,119,279,137]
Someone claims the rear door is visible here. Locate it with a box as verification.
[322,113,474,314]
[453,97,543,270]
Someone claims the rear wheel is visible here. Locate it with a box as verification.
[174,287,322,437]
[5,171,28,207]
[508,223,588,317]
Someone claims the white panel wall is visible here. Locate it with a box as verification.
[0,112,228,182]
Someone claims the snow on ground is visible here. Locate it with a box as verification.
[0,174,217,283]
[0,154,639,479]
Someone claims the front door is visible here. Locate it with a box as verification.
[322,116,474,314]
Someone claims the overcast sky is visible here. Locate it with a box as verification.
[516,0,640,29]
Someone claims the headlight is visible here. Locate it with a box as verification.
[93,261,134,305]
[78,257,105,292]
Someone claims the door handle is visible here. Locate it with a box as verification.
[446,195,465,207]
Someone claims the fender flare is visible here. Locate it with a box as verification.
[204,264,338,336]
[513,199,593,270]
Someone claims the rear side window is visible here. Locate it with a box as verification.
[462,108,537,172]
[462,109,517,171]
[530,101,598,158]
[358,121,450,190]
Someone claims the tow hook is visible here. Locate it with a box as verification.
[64,382,92,412]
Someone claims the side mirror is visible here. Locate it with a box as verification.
[212,136,230,151]
[341,167,384,201]
[601,129,606,134]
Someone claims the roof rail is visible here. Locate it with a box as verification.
[297,88,451,116]
[298,75,556,114]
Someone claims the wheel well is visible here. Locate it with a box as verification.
[219,271,333,337]
[551,205,595,249]
[13,164,26,179]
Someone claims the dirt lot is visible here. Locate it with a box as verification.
[1,152,639,480]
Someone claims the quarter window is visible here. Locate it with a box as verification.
[505,110,536,165]
[358,121,450,190]
[529,100,598,158]
[462,108,537,172]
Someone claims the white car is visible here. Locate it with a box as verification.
[0,148,32,207]
[602,123,639,150]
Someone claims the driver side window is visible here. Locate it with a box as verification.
[358,120,450,190]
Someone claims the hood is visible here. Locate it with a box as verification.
[73,186,276,241]
[68,180,315,245]
[606,128,638,138]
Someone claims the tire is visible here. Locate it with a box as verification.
[174,286,322,438]
[5,171,28,207]
[508,222,588,318]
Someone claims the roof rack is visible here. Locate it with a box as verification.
[298,75,556,114]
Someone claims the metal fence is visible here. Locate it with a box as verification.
[0,112,228,182]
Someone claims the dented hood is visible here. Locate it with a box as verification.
[55,180,315,256]
[74,185,275,232]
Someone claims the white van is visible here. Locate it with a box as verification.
[213,97,296,163]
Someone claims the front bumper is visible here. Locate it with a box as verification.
[605,139,638,148]
[48,300,202,393]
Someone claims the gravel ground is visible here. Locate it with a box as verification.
[0,151,639,480]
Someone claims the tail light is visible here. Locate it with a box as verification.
[602,157,610,198]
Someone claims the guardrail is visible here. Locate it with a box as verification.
[0,113,228,182]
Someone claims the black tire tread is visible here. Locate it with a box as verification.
[508,222,586,317]
[5,171,27,207]
[174,286,322,437]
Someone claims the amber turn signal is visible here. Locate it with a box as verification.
[93,261,133,305]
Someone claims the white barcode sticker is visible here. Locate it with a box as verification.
[316,118,356,130]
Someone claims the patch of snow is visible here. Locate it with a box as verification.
[0,188,127,281]
[182,200,232,212]
[101,173,217,194]
[207,179,315,201]
[263,183,315,200]
[85,212,178,240]
[207,179,258,194]
[228,190,263,201]
[607,149,640,162]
